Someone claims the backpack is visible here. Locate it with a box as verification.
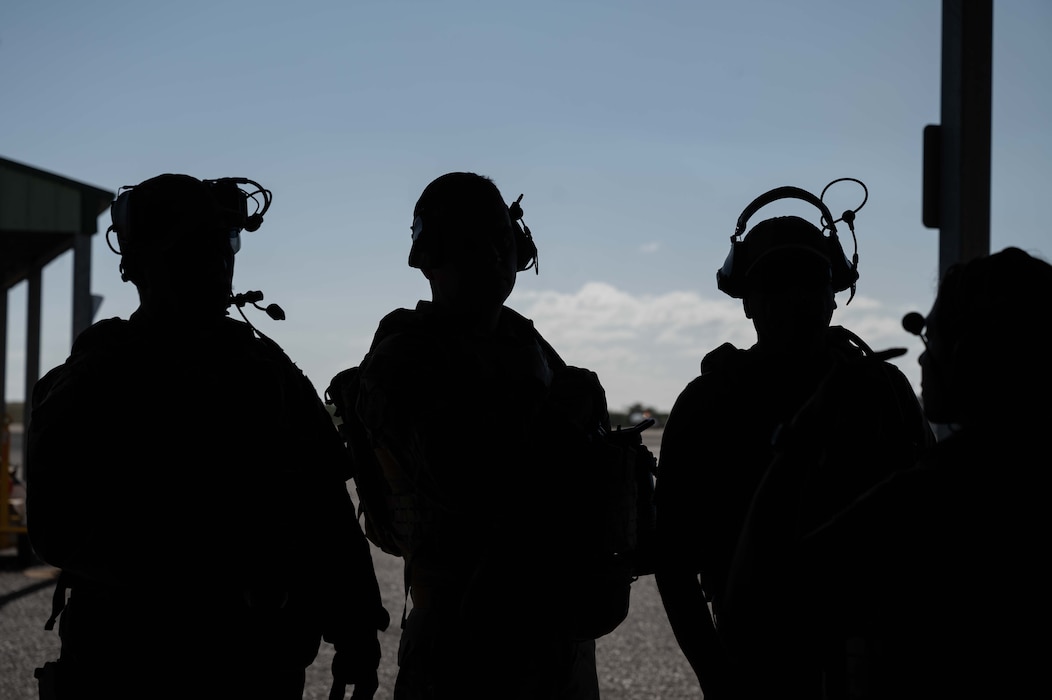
[560,415,659,640]
[325,365,409,558]
[325,311,659,641]
[614,418,660,579]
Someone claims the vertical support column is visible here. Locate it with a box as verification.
[73,200,97,339]
[924,0,993,278]
[0,287,7,432]
[24,267,42,438]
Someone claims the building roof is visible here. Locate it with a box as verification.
[0,156,114,290]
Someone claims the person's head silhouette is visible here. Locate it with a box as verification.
[109,173,240,320]
[108,174,271,322]
[408,172,531,328]
[734,216,839,357]
[907,246,1052,428]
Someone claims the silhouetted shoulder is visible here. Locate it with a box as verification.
[700,342,748,375]
[68,317,132,352]
[370,307,424,347]
[667,348,750,422]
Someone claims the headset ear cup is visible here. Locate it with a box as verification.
[717,241,742,297]
[827,234,859,292]
[515,227,537,272]
[110,189,134,246]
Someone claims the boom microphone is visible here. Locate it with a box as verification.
[231,290,286,321]
[902,312,926,337]
[231,290,264,306]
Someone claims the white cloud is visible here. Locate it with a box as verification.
[514,283,924,413]
[515,282,752,412]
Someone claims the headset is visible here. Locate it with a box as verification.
[408,193,539,274]
[717,178,865,304]
[105,174,283,321]
[107,175,272,260]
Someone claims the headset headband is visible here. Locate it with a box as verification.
[735,186,837,240]
[718,180,864,303]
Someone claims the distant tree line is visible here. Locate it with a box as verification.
[610,403,667,429]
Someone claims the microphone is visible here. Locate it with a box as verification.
[902,312,926,337]
[509,194,524,221]
[902,312,932,359]
[231,290,264,306]
[231,290,286,320]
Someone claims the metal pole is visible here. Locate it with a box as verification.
[923,0,993,277]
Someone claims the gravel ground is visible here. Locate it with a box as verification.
[2,428,701,699]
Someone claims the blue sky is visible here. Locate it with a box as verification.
[2,0,1049,413]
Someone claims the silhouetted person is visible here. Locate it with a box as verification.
[343,172,607,699]
[25,174,389,700]
[731,246,1052,699]
[654,186,933,700]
